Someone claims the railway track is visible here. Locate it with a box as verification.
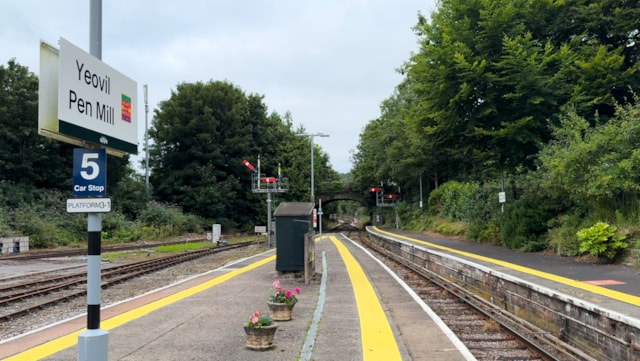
[0,241,255,322]
[357,232,592,361]
[0,237,207,260]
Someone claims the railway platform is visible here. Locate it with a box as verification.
[373,227,640,311]
[370,226,640,361]
[1,233,473,361]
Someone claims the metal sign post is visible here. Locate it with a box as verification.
[77,2,108,360]
[37,0,139,359]
[73,150,110,361]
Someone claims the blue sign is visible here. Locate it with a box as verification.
[73,148,107,196]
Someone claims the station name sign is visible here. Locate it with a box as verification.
[58,38,137,153]
[38,38,138,155]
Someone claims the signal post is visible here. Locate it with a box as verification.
[243,157,288,247]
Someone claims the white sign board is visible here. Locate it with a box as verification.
[212,224,221,242]
[67,198,112,213]
[498,191,506,203]
[39,38,138,155]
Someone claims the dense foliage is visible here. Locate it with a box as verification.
[148,81,339,230]
[354,0,639,191]
[5,0,640,255]
[0,60,74,191]
[352,0,640,253]
[0,61,339,247]
[576,221,628,259]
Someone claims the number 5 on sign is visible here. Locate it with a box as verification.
[73,149,107,196]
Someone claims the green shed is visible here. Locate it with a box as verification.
[273,202,314,272]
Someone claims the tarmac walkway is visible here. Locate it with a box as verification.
[372,227,640,319]
[2,234,472,361]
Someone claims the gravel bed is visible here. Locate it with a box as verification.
[0,246,265,341]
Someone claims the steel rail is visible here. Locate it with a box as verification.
[361,233,595,361]
[0,242,255,322]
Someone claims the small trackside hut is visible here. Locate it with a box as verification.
[273,202,314,275]
[0,237,29,254]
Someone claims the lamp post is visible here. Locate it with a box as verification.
[297,132,329,203]
[143,84,149,191]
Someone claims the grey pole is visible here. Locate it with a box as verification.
[144,84,149,191]
[297,133,329,204]
[267,192,273,247]
[419,173,423,209]
[318,198,323,236]
[310,136,315,203]
[79,1,109,360]
[89,0,102,59]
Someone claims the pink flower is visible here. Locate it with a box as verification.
[247,309,272,328]
[268,280,300,304]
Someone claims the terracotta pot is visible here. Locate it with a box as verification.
[244,323,278,350]
[267,301,295,321]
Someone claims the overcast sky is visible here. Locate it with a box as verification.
[1,0,436,173]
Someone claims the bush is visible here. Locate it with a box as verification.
[500,192,552,250]
[548,213,583,256]
[0,207,12,237]
[428,181,501,242]
[102,213,141,243]
[466,185,499,242]
[140,202,176,228]
[0,180,35,208]
[428,181,486,222]
[173,212,206,233]
[576,222,628,259]
[0,181,213,248]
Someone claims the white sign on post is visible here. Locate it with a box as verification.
[212,224,221,243]
[38,38,138,156]
[67,198,112,213]
[58,38,137,153]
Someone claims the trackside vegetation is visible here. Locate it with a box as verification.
[352,0,640,263]
[0,60,340,249]
[4,0,640,265]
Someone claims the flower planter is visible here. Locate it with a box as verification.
[267,301,295,321]
[244,323,278,350]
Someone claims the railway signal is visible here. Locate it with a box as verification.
[242,157,288,248]
[243,159,256,172]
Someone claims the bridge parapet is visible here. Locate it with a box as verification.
[314,191,366,206]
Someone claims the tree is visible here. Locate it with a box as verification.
[0,59,75,191]
[148,80,337,228]
[110,164,150,219]
[402,0,639,181]
[150,81,262,225]
[538,100,640,217]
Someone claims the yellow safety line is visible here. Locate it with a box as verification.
[373,227,640,307]
[5,255,275,361]
[330,236,402,361]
